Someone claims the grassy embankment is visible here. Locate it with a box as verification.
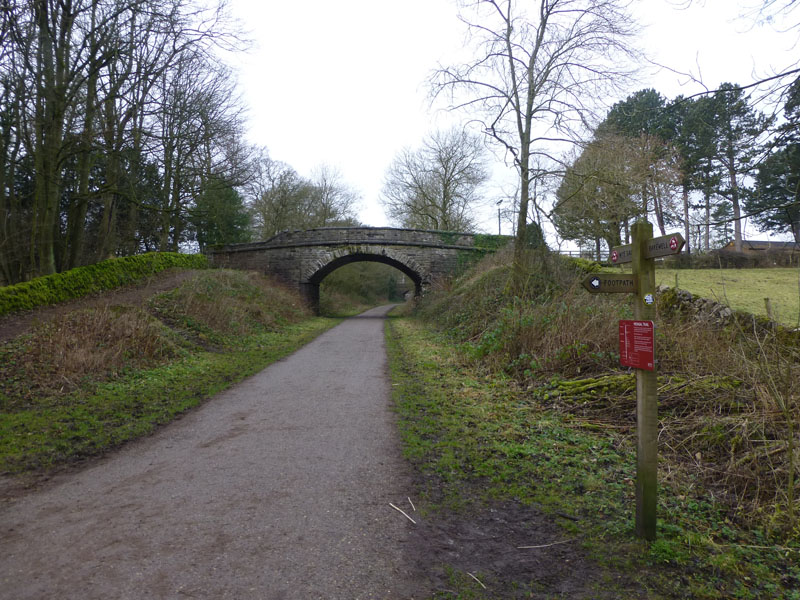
[0,263,340,474]
[387,248,800,599]
[602,264,799,326]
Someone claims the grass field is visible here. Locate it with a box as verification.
[606,267,800,326]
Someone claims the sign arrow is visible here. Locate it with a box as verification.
[609,232,686,264]
[582,273,636,293]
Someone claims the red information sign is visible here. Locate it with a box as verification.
[619,320,655,371]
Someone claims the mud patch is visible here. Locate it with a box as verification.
[408,500,640,599]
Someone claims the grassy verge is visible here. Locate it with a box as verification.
[0,270,340,474]
[602,266,800,326]
[386,313,800,599]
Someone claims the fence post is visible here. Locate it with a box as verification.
[632,220,658,540]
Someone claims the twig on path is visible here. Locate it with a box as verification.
[408,497,416,512]
[518,539,574,549]
[467,572,487,589]
[389,502,417,524]
[555,511,579,521]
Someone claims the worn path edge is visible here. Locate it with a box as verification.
[0,304,424,599]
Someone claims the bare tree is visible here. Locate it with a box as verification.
[307,164,359,228]
[247,150,314,239]
[245,151,361,239]
[553,131,682,255]
[0,0,247,279]
[431,0,639,283]
[381,128,487,232]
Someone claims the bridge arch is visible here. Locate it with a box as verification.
[300,246,426,312]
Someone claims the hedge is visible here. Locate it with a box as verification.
[0,252,208,316]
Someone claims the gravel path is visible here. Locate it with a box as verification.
[0,305,424,599]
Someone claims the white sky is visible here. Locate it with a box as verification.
[225,0,798,238]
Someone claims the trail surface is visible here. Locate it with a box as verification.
[0,305,423,599]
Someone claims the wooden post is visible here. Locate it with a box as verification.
[632,221,658,541]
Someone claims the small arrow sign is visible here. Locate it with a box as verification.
[609,245,633,264]
[582,273,636,293]
[609,232,685,264]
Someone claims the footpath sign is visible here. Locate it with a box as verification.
[583,222,684,541]
[582,274,636,294]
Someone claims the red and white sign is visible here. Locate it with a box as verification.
[669,236,679,251]
[619,320,655,371]
[610,250,619,263]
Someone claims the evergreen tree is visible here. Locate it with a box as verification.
[709,83,771,251]
[747,79,800,241]
[192,179,251,252]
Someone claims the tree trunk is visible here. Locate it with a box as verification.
[704,191,711,252]
[65,2,99,269]
[66,72,97,269]
[729,165,743,252]
[682,183,691,255]
[512,148,531,292]
[0,83,23,283]
[652,190,666,236]
[96,94,121,261]
[31,0,75,276]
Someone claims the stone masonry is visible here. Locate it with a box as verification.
[207,227,496,312]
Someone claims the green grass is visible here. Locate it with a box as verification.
[0,318,338,473]
[602,266,800,325]
[386,315,800,599]
[0,269,342,474]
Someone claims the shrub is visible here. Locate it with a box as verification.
[561,256,603,274]
[0,306,181,404]
[0,252,208,316]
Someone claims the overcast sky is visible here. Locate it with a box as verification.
[224,0,798,238]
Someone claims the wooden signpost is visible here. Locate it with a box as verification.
[583,221,684,541]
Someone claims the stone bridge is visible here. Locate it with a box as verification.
[207,227,509,312]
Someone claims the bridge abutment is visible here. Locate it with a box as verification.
[299,282,320,314]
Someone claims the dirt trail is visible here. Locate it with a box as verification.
[0,305,424,599]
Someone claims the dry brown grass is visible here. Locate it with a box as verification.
[148,270,310,341]
[0,270,313,412]
[1,305,179,406]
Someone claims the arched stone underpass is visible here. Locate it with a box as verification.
[301,249,423,313]
[208,227,509,314]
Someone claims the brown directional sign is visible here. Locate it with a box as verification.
[582,273,636,293]
[609,233,685,264]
